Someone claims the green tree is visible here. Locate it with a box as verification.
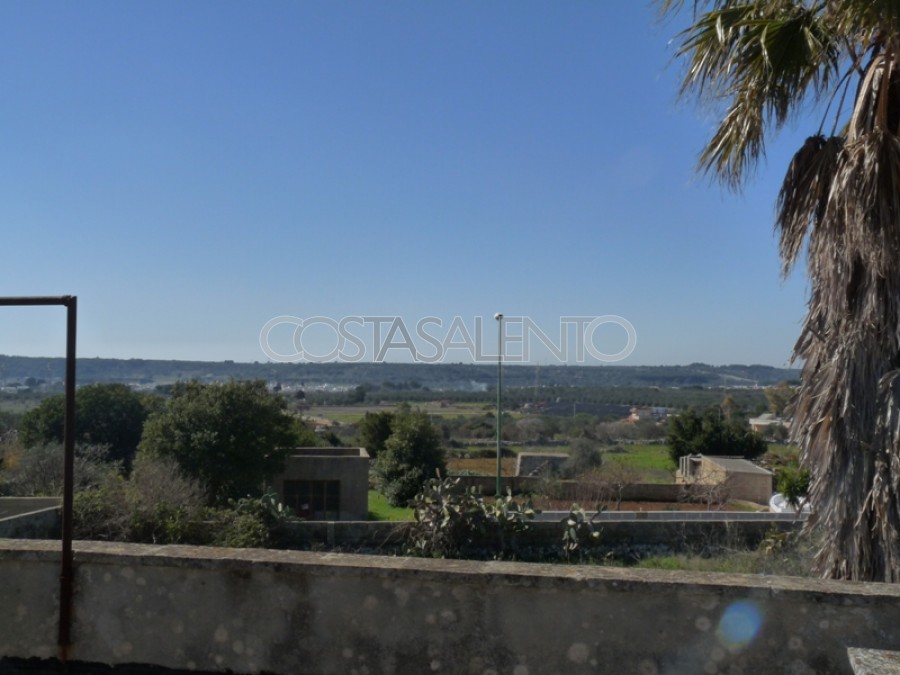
[19,383,154,468]
[374,408,446,507]
[659,0,900,580]
[138,380,299,504]
[356,410,395,460]
[667,408,704,464]
[776,463,811,513]
[290,417,321,447]
[19,396,65,449]
[667,408,767,466]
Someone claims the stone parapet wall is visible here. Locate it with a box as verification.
[2,540,899,674]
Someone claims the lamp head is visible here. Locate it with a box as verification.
[494,312,503,321]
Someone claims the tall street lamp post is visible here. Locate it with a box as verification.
[494,312,503,497]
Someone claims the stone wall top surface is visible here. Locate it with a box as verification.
[3,538,900,604]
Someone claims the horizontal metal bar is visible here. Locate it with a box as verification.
[0,296,74,307]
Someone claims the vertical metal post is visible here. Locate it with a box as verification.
[59,296,76,658]
[495,313,503,497]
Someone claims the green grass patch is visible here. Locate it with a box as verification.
[427,402,497,416]
[604,444,673,483]
[764,444,800,463]
[367,490,414,521]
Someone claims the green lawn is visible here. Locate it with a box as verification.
[606,444,673,483]
[367,490,414,521]
[764,444,800,463]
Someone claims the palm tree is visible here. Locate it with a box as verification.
[659,1,900,580]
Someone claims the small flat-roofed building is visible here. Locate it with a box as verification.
[676,454,773,505]
[273,447,370,521]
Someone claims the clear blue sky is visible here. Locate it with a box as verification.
[1,1,811,367]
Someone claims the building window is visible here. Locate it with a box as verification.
[283,480,340,520]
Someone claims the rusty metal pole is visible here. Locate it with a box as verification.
[58,296,76,659]
[495,313,503,497]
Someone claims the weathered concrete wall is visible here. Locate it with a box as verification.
[2,540,899,674]
[272,448,369,520]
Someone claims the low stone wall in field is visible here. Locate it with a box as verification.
[453,475,684,502]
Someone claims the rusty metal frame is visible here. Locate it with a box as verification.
[0,296,76,660]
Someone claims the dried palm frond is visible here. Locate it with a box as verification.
[793,126,900,579]
[776,134,843,276]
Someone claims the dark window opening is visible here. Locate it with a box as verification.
[283,480,340,520]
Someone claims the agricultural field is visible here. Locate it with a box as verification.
[445,442,793,484]
[305,401,497,426]
[605,444,673,483]
[447,455,519,476]
[447,443,673,482]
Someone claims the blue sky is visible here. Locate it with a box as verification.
[1,2,812,367]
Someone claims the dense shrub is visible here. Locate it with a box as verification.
[405,476,538,559]
[72,453,285,548]
[1,442,111,497]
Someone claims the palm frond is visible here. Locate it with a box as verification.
[793,128,900,580]
[775,134,843,276]
[827,1,900,42]
[661,0,900,582]
[824,131,900,278]
[673,2,840,186]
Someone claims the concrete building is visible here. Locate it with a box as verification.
[676,454,773,505]
[272,447,370,521]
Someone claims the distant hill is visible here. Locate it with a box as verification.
[0,355,799,391]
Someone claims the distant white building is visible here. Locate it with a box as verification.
[748,413,789,433]
[627,406,670,423]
